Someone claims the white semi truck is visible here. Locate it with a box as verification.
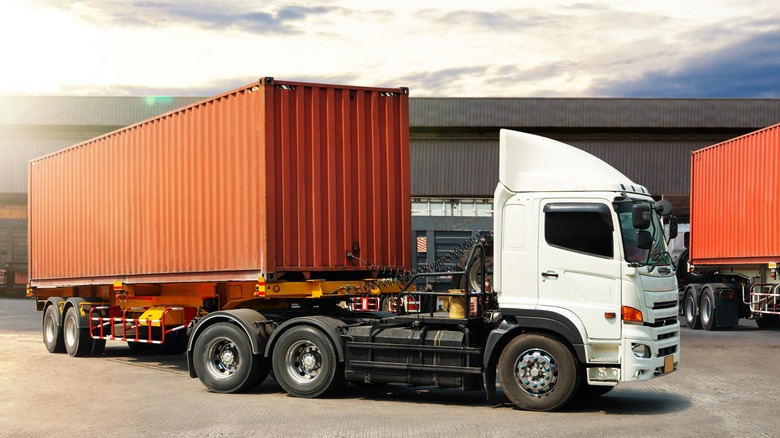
[186,129,680,411]
[30,80,679,412]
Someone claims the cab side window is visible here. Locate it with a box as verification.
[544,203,613,258]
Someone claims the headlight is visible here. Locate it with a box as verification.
[631,343,651,358]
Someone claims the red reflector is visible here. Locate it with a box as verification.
[720,290,734,300]
[604,312,617,319]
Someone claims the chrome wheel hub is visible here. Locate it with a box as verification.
[514,348,559,396]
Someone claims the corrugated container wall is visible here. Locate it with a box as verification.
[29,78,411,286]
[690,122,780,265]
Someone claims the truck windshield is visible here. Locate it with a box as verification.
[616,201,672,267]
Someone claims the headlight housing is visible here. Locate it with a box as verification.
[631,343,651,359]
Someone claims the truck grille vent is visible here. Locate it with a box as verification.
[658,345,677,356]
[657,331,678,340]
[647,316,678,327]
[652,300,677,310]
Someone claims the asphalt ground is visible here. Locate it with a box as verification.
[2,297,780,437]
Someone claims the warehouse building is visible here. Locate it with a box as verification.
[2,93,779,295]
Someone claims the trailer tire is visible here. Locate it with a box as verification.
[700,286,717,331]
[43,304,65,353]
[498,333,579,411]
[63,306,92,357]
[193,322,268,393]
[683,286,702,330]
[272,325,345,398]
[756,315,780,329]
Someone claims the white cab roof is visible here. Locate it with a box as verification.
[499,129,649,195]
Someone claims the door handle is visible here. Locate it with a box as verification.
[541,271,559,279]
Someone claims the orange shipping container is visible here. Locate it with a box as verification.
[29,78,411,287]
[690,122,780,265]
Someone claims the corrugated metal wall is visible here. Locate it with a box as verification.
[690,123,780,265]
[411,98,780,129]
[4,97,780,198]
[410,135,720,197]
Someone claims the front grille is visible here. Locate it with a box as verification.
[659,345,677,356]
[647,316,678,327]
[653,300,677,310]
[658,331,678,340]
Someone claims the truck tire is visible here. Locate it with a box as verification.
[699,286,717,331]
[498,333,579,411]
[272,325,345,398]
[193,322,268,393]
[452,241,493,293]
[63,306,92,357]
[756,315,780,329]
[43,304,65,353]
[683,285,702,330]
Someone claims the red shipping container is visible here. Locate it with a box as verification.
[690,122,780,265]
[29,78,411,286]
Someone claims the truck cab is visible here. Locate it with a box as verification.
[491,130,679,404]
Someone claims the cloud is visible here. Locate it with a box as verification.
[591,27,780,97]
[56,1,337,34]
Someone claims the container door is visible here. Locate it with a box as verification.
[537,200,621,340]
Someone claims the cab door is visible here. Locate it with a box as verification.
[537,200,622,340]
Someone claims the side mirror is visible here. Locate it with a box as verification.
[632,204,652,230]
[654,199,673,216]
[668,216,678,239]
[637,230,653,250]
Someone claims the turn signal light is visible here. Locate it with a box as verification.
[622,306,643,323]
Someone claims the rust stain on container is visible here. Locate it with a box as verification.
[29,78,411,286]
[690,122,780,265]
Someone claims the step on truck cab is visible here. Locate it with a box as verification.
[186,129,680,411]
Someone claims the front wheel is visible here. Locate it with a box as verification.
[192,323,268,393]
[272,325,344,398]
[498,333,579,411]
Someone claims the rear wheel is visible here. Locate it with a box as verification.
[700,286,717,331]
[498,334,579,411]
[42,304,65,353]
[684,286,701,330]
[272,325,344,398]
[756,315,780,329]
[193,323,268,393]
[63,306,91,357]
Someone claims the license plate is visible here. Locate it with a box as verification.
[664,355,674,373]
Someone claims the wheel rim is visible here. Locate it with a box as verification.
[204,337,241,380]
[701,295,712,326]
[513,348,559,396]
[44,312,57,344]
[284,340,322,385]
[64,313,77,348]
[466,257,493,293]
[685,295,696,323]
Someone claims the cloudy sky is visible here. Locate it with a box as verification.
[1,0,778,97]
